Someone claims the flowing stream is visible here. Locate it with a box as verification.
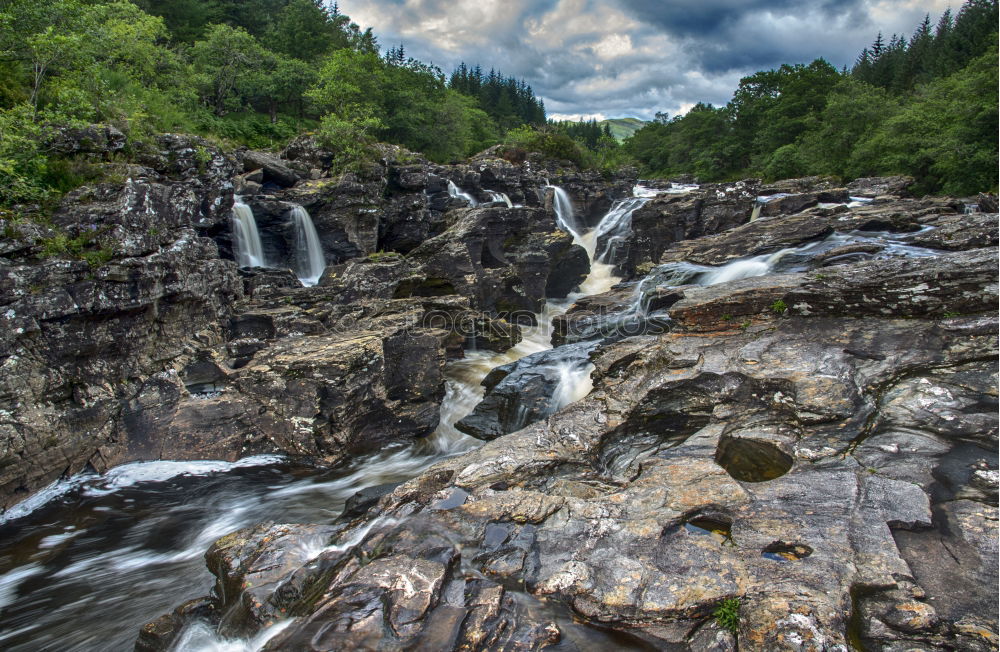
[0,184,933,651]
[0,185,661,652]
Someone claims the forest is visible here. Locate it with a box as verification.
[0,0,996,211]
[624,0,998,195]
[0,0,545,207]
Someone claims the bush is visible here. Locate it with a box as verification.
[315,111,383,172]
[502,126,593,168]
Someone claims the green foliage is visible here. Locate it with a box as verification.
[315,111,383,172]
[849,41,998,195]
[624,0,997,194]
[502,126,592,167]
[37,228,112,267]
[0,105,51,205]
[714,598,741,634]
[770,299,788,315]
[308,49,496,165]
[0,0,521,206]
[449,63,545,130]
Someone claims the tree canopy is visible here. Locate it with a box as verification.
[625,0,998,194]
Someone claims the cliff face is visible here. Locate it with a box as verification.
[0,133,636,509]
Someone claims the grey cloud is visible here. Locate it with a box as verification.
[614,0,864,38]
[339,1,950,120]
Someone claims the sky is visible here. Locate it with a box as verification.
[337,0,954,121]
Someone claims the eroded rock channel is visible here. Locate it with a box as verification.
[0,137,996,652]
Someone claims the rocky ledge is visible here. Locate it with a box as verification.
[0,131,634,509]
[137,173,997,650]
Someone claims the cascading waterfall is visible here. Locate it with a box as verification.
[485,190,514,208]
[289,205,326,287]
[525,185,660,407]
[0,184,678,652]
[447,180,478,207]
[231,198,266,268]
[546,185,586,245]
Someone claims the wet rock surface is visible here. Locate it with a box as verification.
[0,135,631,509]
[139,176,998,650]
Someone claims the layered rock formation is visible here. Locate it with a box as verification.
[137,175,998,651]
[0,133,632,509]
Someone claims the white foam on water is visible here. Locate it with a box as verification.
[447,180,478,207]
[0,564,44,614]
[170,618,294,652]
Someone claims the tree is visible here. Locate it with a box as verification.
[796,77,900,177]
[851,40,998,194]
[265,0,347,61]
[191,24,264,116]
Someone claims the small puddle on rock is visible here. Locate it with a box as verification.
[761,541,813,562]
[683,517,734,546]
[716,436,793,482]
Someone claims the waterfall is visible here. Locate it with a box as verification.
[544,185,653,296]
[289,205,326,287]
[592,196,648,264]
[448,180,478,207]
[546,185,588,251]
[536,186,656,401]
[231,198,266,268]
[750,202,763,222]
[485,190,514,208]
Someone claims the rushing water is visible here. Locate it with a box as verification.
[2,183,930,651]
[447,180,478,207]
[0,185,665,652]
[230,199,266,269]
[485,190,514,207]
[289,205,326,287]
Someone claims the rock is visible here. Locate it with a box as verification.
[757,188,849,218]
[786,248,997,319]
[144,177,998,651]
[847,176,915,198]
[48,124,126,155]
[456,341,597,440]
[242,151,302,188]
[621,180,760,274]
[406,205,591,314]
[0,216,243,507]
[669,274,804,332]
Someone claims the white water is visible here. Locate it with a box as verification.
[632,227,943,314]
[289,205,325,287]
[447,180,478,207]
[169,619,293,652]
[522,185,666,405]
[0,185,664,652]
[231,199,266,268]
[546,185,586,245]
[485,190,514,208]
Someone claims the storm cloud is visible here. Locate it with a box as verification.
[338,0,952,119]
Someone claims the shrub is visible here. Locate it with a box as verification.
[502,126,593,168]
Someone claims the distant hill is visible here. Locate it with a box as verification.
[600,117,647,142]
